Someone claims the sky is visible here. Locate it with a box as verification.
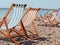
[0,0,60,9]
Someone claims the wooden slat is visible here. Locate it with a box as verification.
[32,21,38,35]
[21,7,31,19]
[0,3,14,27]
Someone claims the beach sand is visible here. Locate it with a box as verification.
[0,20,60,45]
[25,20,60,45]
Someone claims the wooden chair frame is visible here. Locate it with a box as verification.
[10,7,41,44]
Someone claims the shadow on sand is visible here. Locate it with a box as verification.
[22,37,48,45]
[1,37,48,45]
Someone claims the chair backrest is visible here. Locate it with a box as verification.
[22,8,40,26]
[37,9,49,16]
[50,10,58,21]
[56,9,60,22]
[1,4,26,30]
[56,9,60,18]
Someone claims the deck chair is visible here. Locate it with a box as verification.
[0,3,30,44]
[43,9,58,26]
[37,9,51,26]
[35,9,50,21]
[21,8,40,38]
[49,10,58,26]
[12,7,40,41]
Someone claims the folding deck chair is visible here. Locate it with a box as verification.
[37,9,51,26]
[0,3,30,44]
[20,7,40,39]
[10,7,42,44]
[43,9,58,26]
[12,7,40,42]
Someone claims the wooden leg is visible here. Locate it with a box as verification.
[32,21,38,35]
[20,20,29,37]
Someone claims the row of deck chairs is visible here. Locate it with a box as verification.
[0,3,40,44]
[0,3,60,44]
[36,9,60,26]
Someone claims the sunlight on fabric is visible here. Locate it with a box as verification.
[1,6,24,30]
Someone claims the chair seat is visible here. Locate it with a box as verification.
[1,7,23,30]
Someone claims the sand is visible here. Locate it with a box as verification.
[25,20,60,45]
[0,20,60,45]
